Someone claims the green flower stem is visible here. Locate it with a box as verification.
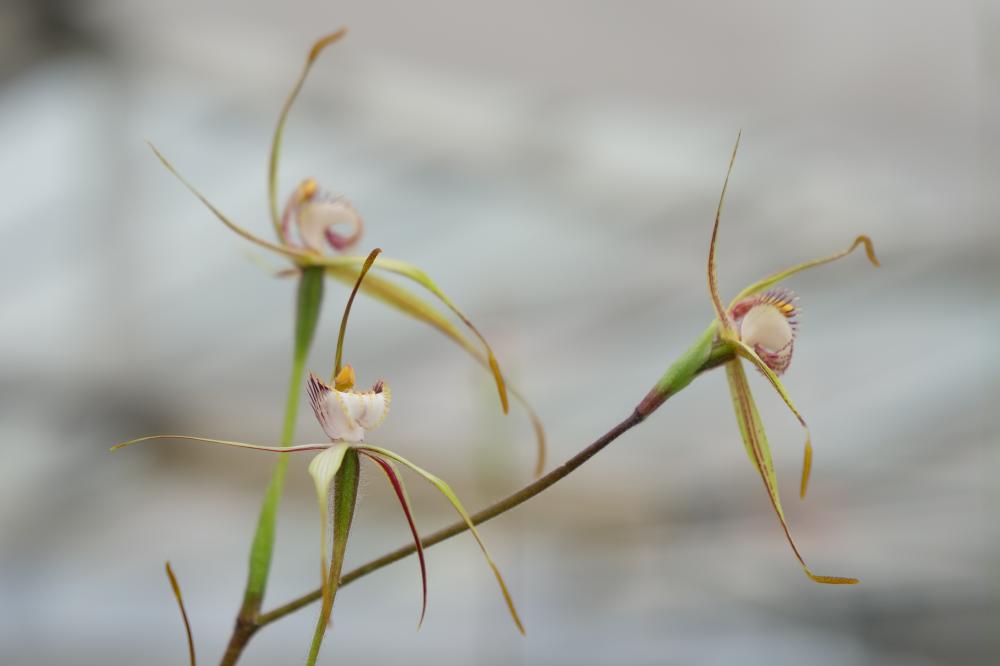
[306,449,360,665]
[253,336,734,631]
[220,267,324,666]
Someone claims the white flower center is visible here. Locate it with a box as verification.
[739,304,793,352]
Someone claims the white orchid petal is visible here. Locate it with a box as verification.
[307,373,390,443]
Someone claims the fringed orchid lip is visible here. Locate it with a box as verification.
[729,288,799,376]
[280,179,364,254]
[307,369,391,444]
[694,131,878,584]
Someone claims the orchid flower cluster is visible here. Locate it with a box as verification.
[121,29,540,664]
[111,29,882,666]
[148,29,545,475]
[116,250,523,664]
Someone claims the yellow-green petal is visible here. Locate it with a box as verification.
[325,265,547,475]
[707,131,742,333]
[268,29,348,235]
[147,142,308,261]
[729,235,880,307]
[725,359,857,585]
[357,445,526,634]
[730,339,813,498]
[316,254,509,414]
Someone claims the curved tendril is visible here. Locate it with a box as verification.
[325,264,546,475]
[165,562,197,666]
[318,254,510,414]
[147,142,308,261]
[110,434,330,454]
[731,339,814,498]
[333,248,381,381]
[729,235,880,307]
[708,131,742,333]
[268,29,348,235]
[356,445,525,634]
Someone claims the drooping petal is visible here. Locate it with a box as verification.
[731,339,814,498]
[317,254,510,415]
[725,359,856,584]
[307,372,390,443]
[357,445,526,634]
[707,131,742,333]
[268,29,348,235]
[729,235,880,307]
[147,143,308,262]
[326,265,547,476]
[164,562,196,666]
[110,434,329,454]
[362,451,428,628]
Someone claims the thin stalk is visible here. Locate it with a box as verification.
[220,267,324,666]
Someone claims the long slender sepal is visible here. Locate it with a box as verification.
[147,142,308,261]
[111,435,329,454]
[730,339,814,497]
[319,255,510,414]
[268,29,348,235]
[729,235,880,306]
[244,268,325,607]
[333,248,381,379]
[326,265,547,475]
[357,445,525,634]
[724,359,857,584]
[362,451,429,627]
[306,448,360,665]
[165,562,197,666]
[707,131,741,332]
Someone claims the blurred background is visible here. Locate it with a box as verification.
[1,1,997,664]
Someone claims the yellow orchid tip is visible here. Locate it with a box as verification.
[299,178,319,202]
[807,572,860,585]
[334,365,356,391]
[855,235,880,267]
[308,28,348,64]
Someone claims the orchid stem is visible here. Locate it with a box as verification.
[220,267,324,666]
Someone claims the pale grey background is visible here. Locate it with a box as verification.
[1,1,997,664]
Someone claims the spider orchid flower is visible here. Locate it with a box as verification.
[112,250,523,664]
[639,133,879,585]
[146,28,545,474]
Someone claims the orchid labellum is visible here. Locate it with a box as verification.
[640,132,879,585]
